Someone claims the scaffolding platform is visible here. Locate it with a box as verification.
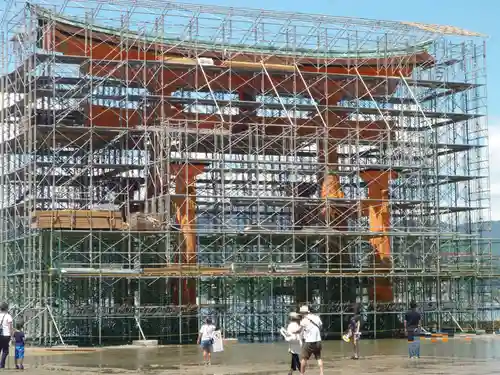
[32,210,124,230]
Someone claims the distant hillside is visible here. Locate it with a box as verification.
[480,221,500,255]
[484,221,500,237]
[456,221,500,255]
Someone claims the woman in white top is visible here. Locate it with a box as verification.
[286,312,302,375]
[197,318,216,365]
[0,302,13,369]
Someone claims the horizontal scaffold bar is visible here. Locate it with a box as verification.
[11,227,482,238]
[45,266,498,279]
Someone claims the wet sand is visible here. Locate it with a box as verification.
[6,336,500,374]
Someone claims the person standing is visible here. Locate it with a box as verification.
[0,302,13,369]
[197,318,216,365]
[13,322,25,370]
[298,305,323,375]
[347,308,361,360]
[404,301,421,359]
[285,312,302,375]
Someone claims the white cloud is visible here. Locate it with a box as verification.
[489,119,500,221]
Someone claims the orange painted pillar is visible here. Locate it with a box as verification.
[360,169,397,302]
[170,163,206,306]
[318,102,346,228]
[171,163,206,263]
[320,156,346,228]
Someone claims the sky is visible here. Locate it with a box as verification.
[172,0,500,220]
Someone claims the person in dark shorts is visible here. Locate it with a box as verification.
[0,302,13,369]
[404,301,421,359]
[298,305,323,375]
[347,307,361,360]
[13,322,25,370]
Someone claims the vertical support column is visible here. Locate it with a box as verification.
[170,163,206,307]
[174,163,206,264]
[316,101,352,333]
[319,143,345,228]
[360,169,397,302]
[318,105,346,228]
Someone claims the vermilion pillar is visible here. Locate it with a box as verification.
[170,163,206,306]
[319,149,346,228]
[318,100,347,228]
[360,169,397,302]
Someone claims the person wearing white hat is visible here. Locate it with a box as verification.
[297,305,323,375]
[285,312,302,375]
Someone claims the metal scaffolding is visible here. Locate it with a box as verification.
[0,0,497,346]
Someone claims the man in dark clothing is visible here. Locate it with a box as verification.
[404,301,421,359]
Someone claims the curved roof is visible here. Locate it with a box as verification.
[33,5,436,59]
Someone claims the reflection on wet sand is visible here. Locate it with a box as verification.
[11,337,500,374]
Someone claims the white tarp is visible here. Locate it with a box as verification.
[212,330,224,353]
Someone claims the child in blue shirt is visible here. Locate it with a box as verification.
[13,323,25,370]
